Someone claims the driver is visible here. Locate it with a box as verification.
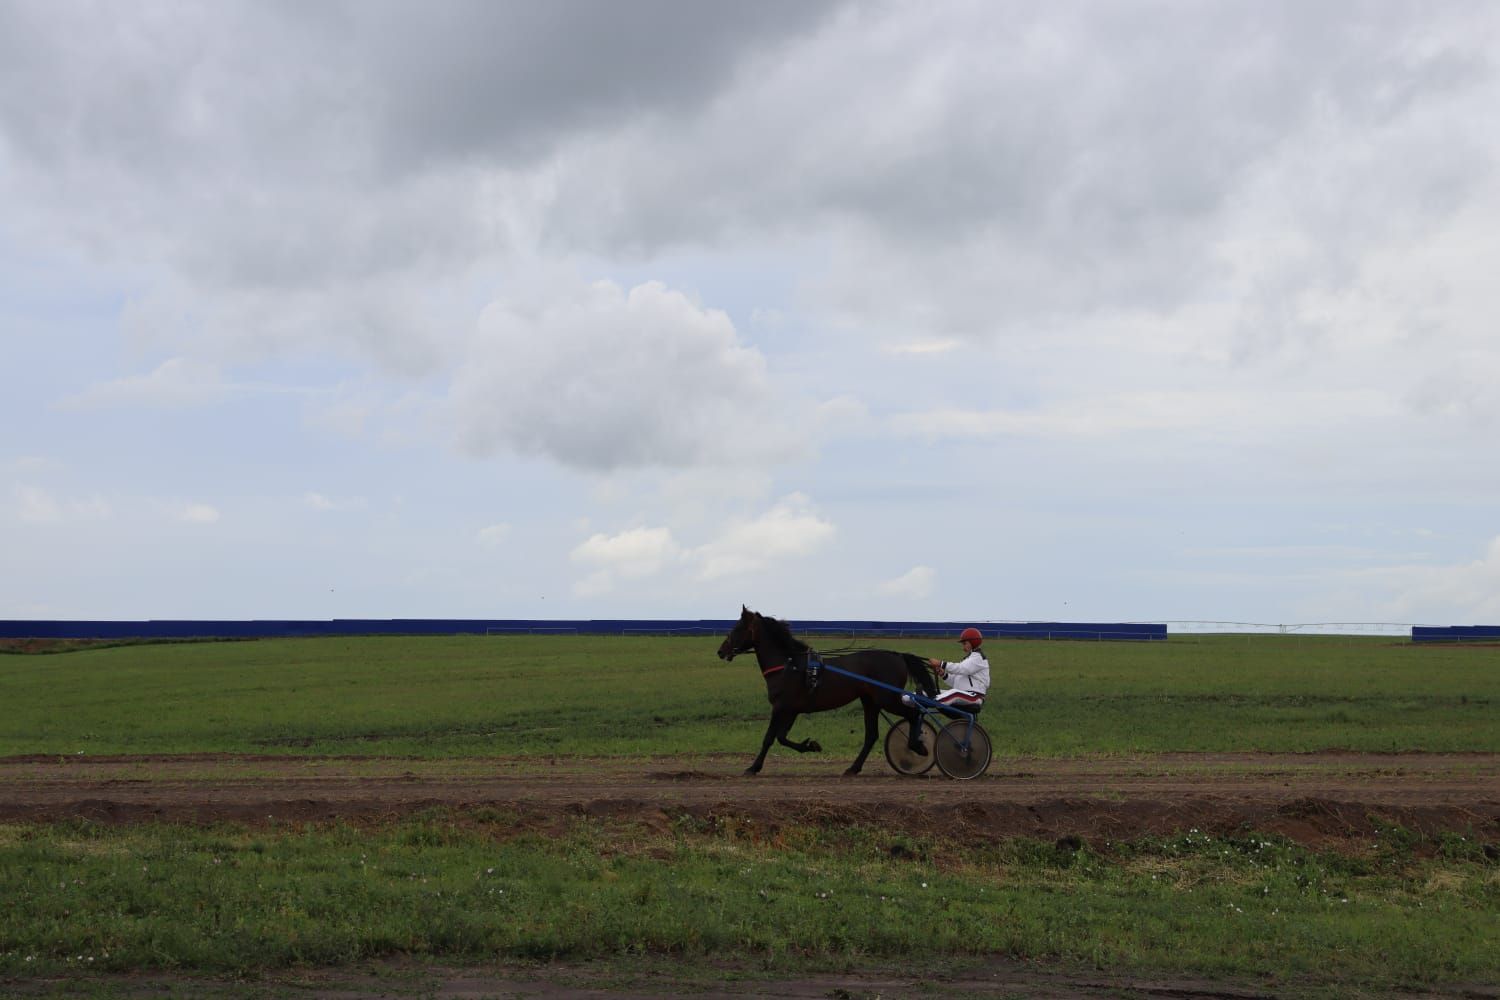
[927,627,988,710]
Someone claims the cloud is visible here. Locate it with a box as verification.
[566,494,836,592]
[523,0,1500,407]
[0,2,837,372]
[688,493,834,581]
[569,525,683,595]
[117,277,467,377]
[572,571,614,599]
[14,486,60,524]
[571,526,682,578]
[813,395,870,437]
[9,3,1498,469]
[1361,536,1500,622]
[13,485,111,524]
[56,358,231,410]
[890,389,1393,443]
[7,456,65,475]
[179,503,220,524]
[360,1,840,170]
[450,277,797,471]
[1184,545,1388,562]
[476,523,512,547]
[882,339,960,356]
[6,4,1495,368]
[6,2,1500,624]
[304,492,367,513]
[878,565,936,599]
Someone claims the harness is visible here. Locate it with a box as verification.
[761,650,823,689]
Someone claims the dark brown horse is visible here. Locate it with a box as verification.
[717,606,939,775]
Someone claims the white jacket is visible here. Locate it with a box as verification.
[941,649,989,696]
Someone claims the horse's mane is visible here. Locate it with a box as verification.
[755,612,809,652]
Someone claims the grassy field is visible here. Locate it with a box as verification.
[2,634,1498,995]
[1,812,1497,994]
[2,634,1498,757]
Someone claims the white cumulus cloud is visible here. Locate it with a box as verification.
[450,277,799,472]
[56,358,230,410]
[878,565,936,600]
[566,494,836,592]
[688,493,834,581]
[572,526,682,577]
[179,503,221,524]
[1363,536,1500,623]
[12,486,111,524]
[569,525,682,596]
[477,523,512,547]
[304,492,367,513]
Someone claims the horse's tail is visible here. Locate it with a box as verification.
[901,653,939,697]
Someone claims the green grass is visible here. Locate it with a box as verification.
[0,813,1495,992]
[4,635,1498,994]
[2,635,1497,757]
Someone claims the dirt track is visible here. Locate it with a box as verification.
[3,751,1498,848]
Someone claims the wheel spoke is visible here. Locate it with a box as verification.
[883,717,938,775]
[934,719,992,780]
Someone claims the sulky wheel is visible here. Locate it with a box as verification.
[934,718,992,780]
[884,717,939,776]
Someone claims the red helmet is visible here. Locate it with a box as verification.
[958,627,983,647]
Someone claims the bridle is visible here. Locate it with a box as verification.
[723,614,786,676]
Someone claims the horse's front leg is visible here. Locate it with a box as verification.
[844,697,880,776]
[746,708,795,775]
[776,718,822,754]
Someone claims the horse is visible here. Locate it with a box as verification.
[717,605,939,776]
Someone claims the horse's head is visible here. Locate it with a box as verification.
[717,605,759,661]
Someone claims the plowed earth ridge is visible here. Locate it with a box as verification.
[3,751,1497,849]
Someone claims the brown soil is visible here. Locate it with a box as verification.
[21,957,1499,1000]
[2,750,1497,851]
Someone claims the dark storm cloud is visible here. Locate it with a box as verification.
[541,2,1487,265]
[357,0,842,170]
[3,0,1497,468]
[0,0,840,290]
[0,0,839,172]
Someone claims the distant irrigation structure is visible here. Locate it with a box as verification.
[1165,621,1414,637]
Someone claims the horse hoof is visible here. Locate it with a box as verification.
[842,766,862,777]
[743,767,760,776]
[908,741,928,757]
[806,740,822,753]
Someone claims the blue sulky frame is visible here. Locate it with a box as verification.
[813,658,992,780]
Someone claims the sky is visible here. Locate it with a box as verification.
[3,0,1500,627]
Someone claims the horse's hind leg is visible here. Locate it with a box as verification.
[903,704,929,755]
[844,698,880,776]
[746,708,795,775]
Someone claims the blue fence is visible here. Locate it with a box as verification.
[0,618,1168,642]
[1411,625,1500,644]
